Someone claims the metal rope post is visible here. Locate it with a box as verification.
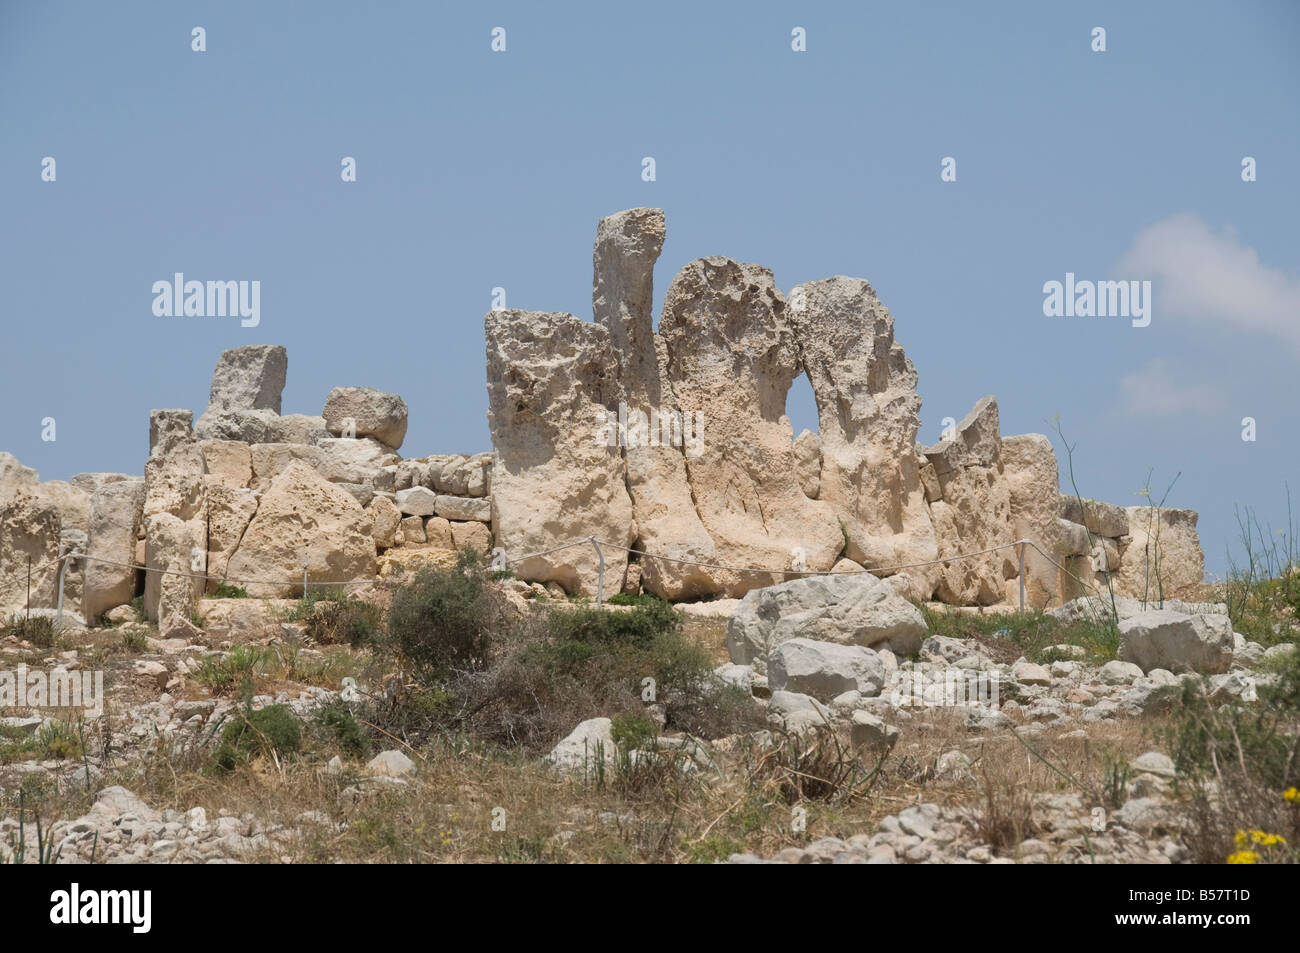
[589,536,605,608]
[55,547,71,628]
[1017,540,1026,613]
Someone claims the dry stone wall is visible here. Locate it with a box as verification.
[0,209,1205,620]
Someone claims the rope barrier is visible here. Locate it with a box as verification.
[504,534,1108,607]
[45,531,1105,617]
[61,552,375,589]
[597,538,1028,577]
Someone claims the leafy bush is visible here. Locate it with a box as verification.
[212,704,302,772]
[212,583,249,599]
[545,598,680,648]
[369,577,733,752]
[315,702,369,758]
[666,681,766,740]
[611,712,658,752]
[292,590,383,646]
[607,592,664,608]
[1165,638,1300,862]
[386,548,507,677]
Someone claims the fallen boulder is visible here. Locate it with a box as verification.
[726,572,927,672]
[768,637,887,700]
[1117,609,1233,674]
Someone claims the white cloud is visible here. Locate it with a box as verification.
[1119,357,1225,417]
[1114,213,1300,354]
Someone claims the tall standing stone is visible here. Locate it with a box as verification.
[82,479,145,622]
[0,492,61,611]
[592,209,726,598]
[659,258,842,594]
[789,277,938,581]
[923,396,1014,604]
[144,512,204,627]
[593,207,667,407]
[1001,433,1064,608]
[144,410,206,523]
[485,309,634,596]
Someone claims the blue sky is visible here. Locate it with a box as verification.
[2,1,1297,577]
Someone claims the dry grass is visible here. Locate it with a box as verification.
[7,569,1261,864]
[0,697,1179,863]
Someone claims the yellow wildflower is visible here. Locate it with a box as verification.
[1227,850,1260,864]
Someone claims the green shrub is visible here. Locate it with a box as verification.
[192,645,272,696]
[545,597,679,648]
[293,591,383,646]
[212,583,249,599]
[610,712,658,752]
[920,606,1118,663]
[35,720,83,760]
[606,592,660,607]
[2,614,56,649]
[315,702,369,758]
[386,548,506,677]
[119,627,147,653]
[212,704,302,772]
[0,723,39,764]
[1165,637,1300,862]
[666,681,766,740]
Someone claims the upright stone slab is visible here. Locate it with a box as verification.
[82,479,146,622]
[0,492,61,611]
[592,208,726,598]
[195,344,287,440]
[1117,506,1205,602]
[144,512,204,626]
[485,309,633,596]
[923,396,1014,605]
[1001,434,1064,608]
[144,409,206,523]
[789,276,938,580]
[659,257,842,595]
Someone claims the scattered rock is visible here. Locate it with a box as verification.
[1118,610,1234,674]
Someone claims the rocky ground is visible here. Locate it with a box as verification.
[1,580,1295,864]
